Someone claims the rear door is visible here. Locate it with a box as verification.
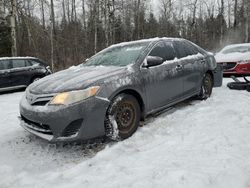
[173,41,205,96]
[0,60,12,89]
[9,59,32,87]
[141,41,184,112]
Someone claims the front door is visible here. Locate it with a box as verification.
[0,60,12,89]
[9,59,31,87]
[141,41,184,112]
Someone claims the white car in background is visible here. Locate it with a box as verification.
[215,43,250,76]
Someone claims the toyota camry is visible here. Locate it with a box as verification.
[19,38,222,142]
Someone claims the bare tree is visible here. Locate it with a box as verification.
[219,0,224,45]
[40,0,45,29]
[10,0,17,56]
[243,0,249,42]
[50,0,55,71]
[0,0,4,20]
[233,0,238,28]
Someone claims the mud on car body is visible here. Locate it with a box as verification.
[19,38,222,142]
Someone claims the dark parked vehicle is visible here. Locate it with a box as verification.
[0,57,51,92]
[19,38,222,142]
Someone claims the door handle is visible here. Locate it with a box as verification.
[200,59,206,64]
[175,65,183,71]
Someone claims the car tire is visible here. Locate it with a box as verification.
[198,73,213,100]
[227,82,248,90]
[105,94,141,141]
[246,84,250,92]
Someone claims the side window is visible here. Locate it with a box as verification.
[25,60,32,67]
[149,42,166,60]
[0,60,11,70]
[165,42,177,61]
[184,41,199,55]
[30,60,40,66]
[149,42,176,61]
[12,59,26,68]
[173,41,196,59]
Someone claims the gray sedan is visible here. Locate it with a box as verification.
[19,38,222,142]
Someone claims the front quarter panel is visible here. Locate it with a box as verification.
[96,70,146,110]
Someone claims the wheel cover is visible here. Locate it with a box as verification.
[115,101,136,134]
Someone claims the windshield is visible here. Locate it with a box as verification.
[83,42,150,67]
[221,45,250,54]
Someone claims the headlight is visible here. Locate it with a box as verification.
[49,86,100,105]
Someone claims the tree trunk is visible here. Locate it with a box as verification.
[0,0,4,20]
[220,0,224,45]
[62,0,66,23]
[82,0,86,30]
[94,0,99,54]
[50,0,56,71]
[40,0,45,29]
[137,0,140,39]
[233,0,238,28]
[243,0,249,42]
[10,0,17,56]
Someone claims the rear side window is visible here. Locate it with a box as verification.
[29,60,40,66]
[149,42,177,61]
[184,41,199,55]
[173,41,197,58]
[0,60,11,70]
[12,59,26,68]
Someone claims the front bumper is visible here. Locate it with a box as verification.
[19,94,110,142]
[219,62,250,75]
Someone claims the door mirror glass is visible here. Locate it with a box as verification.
[143,56,163,68]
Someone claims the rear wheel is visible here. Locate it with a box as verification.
[246,84,250,92]
[105,94,140,141]
[198,73,213,100]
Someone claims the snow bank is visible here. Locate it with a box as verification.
[0,79,250,188]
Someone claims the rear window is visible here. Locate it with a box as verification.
[0,60,11,70]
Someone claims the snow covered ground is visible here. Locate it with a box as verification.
[0,78,250,188]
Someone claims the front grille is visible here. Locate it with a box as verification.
[220,62,237,70]
[26,92,53,106]
[32,100,51,106]
[21,115,52,135]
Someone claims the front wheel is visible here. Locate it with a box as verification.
[198,73,213,100]
[105,94,141,141]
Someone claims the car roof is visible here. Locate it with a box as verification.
[0,56,39,61]
[109,37,185,48]
[222,43,250,50]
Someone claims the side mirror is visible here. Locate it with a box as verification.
[143,56,164,68]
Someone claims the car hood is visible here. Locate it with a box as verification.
[29,65,126,94]
[215,52,250,63]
